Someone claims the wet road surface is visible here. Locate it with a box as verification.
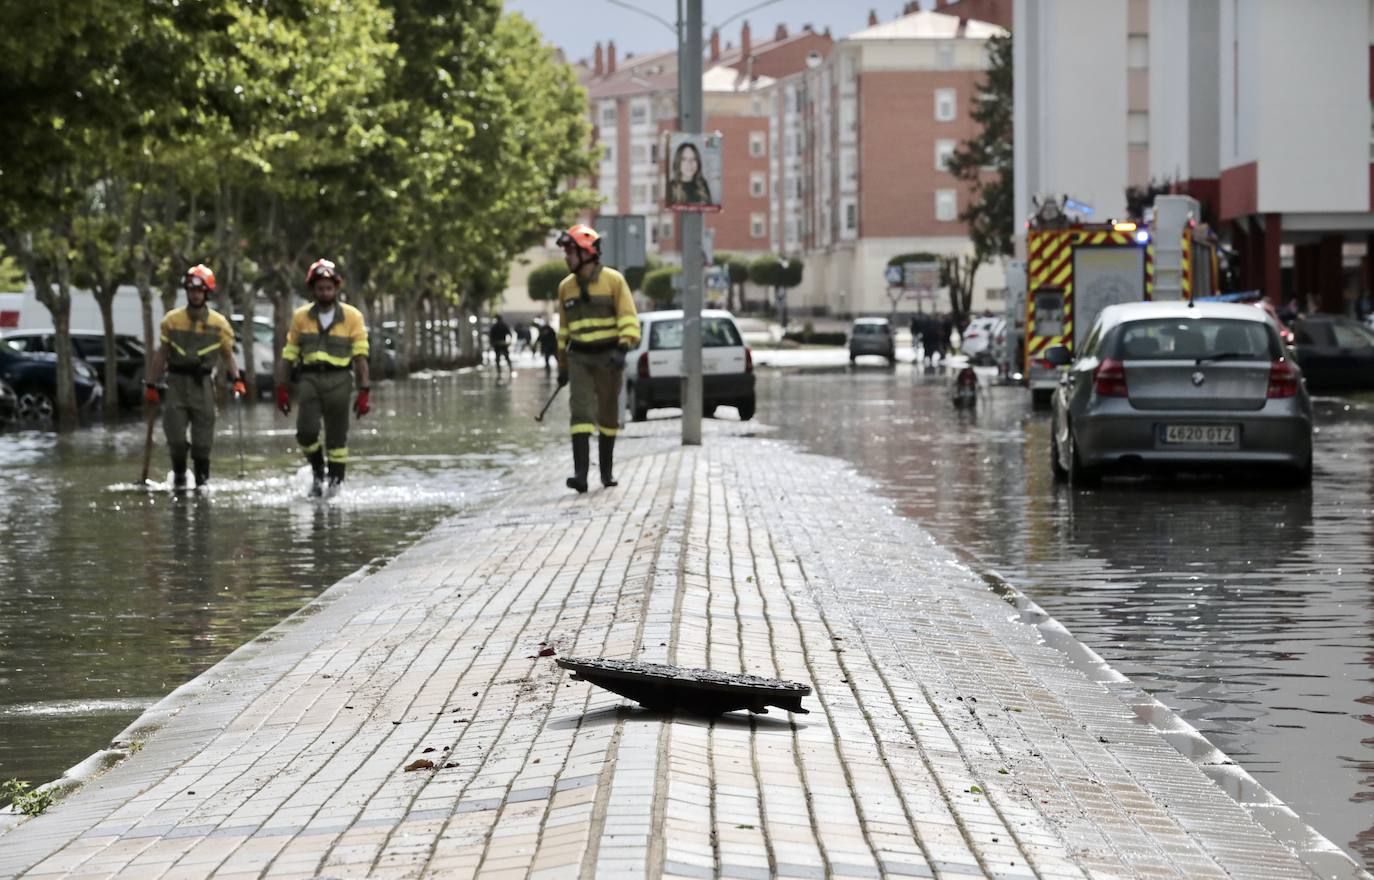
[0,364,564,791]
[1,356,1370,871]
[755,361,1374,871]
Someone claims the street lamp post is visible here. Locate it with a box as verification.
[678,0,704,446]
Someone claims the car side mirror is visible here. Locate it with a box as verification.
[1042,345,1072,367]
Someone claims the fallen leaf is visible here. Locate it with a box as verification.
[538,647,556,657]
[404,759,436,772]
[422,747,436,753]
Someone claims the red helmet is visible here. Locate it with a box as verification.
[556,224,601,258]
[305,258,342,287]
[184,264,216,292]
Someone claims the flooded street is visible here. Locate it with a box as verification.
[1,359,1370,871]
[0,366,563,790]
[758,364,1374,871]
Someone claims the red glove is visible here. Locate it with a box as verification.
[276,383,291,415]
[353,387,370,418]
[144,383,160,404]
[231,378,247,399]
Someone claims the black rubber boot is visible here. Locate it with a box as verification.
[308,449,326,497]
[172,453,188,493]
[326,461,345,497]
[193,458,210,489]
[566,435,589,494]
[599,434,618,488]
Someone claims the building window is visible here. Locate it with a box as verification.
[632,144,648,163]
[794,177,804,198]
[650,142,659,163]
[661,218,674,240]
[1127,35,1149,70]
[844,200,857,231]
[632,183,647,205]
[841,150,857,184]
[786,219,797,242]
[840,101,856,134]
[600,103,616,126]
[935,189,957,221]
[750,172,766,198]
[785,87,796,113]
[936,42,955,69]
[630,101,648,125]
[935,139,957,171]
[935,88,957,122]
[750,213,766,238]
[602,144,614,163]
[1128,111,1148,146]
[749,131,766,157]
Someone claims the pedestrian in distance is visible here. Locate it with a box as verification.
[909,315,924,364]
[538,320,558,374]
[554,223,640,493]
[515,320,532,356]
[144,264,246,493]
[489,313,513,373]
[276,259,371,498]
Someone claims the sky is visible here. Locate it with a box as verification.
[504,0,893,67]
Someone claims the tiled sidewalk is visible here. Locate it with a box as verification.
[0,424,1365,879]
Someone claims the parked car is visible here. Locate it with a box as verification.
[4,329,145,408]
[0,379,16,426]
[1252,299,1294,346]
[848,317,895,365]
[0,335,102,424]
[624,309,755,422]
[1047,301,1312,485]
[232,314,278,394]
[960,316,1002,364]
[1289,314,1374,392]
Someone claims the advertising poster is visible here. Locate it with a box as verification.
[664,132,723,213]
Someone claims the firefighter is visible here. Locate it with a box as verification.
[555,224,639,493]
[144,264,245,491]
[276,259,370,497]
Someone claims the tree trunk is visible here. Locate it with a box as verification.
[136,259,156,376]
[97,287,120,425]
[240,287,258,399]
[399,295,417,377]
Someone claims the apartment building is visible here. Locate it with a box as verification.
[1016,0,1374,310]
[791,8,1008,317]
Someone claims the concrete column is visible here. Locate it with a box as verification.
[1230,221,1251,291]
[1262,213,1283,307]
[1318,234,1344,314]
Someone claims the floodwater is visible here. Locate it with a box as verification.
[0,362,563,790]
[757,364,1374,872]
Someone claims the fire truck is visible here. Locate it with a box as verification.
[1022,195,1218,406]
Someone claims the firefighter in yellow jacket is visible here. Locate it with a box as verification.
[555,224,640,493]
[144,264,245,492]
[276,259,370,497]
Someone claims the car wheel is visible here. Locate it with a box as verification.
[1050,428,1068,482]
[16,387,55,426]
[1031,388,1053,409]
[736,400,755,421]
[1066,427,1099,487]
[1280,455,1313,488]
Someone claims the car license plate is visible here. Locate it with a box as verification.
[1162,424,1237,446]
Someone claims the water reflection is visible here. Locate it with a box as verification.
[759,368,1374,871]
[0,365,559,788]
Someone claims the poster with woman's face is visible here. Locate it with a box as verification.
[664,132,723,213]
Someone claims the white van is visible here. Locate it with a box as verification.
[624,309,755,422]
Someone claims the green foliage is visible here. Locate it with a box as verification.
[748,255,784,289]
[1,779,54,817]
[715,251,751,284]
[782,258,804,289]
[0,250,24,291]
[945,32,1013,263]
[887,252,941,269]
[624,255,663,293]
[642,266,681,304]
[527,260,568,302]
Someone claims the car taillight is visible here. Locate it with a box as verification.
[637,351,650,379]
[1267,359,1298,398]
[1092,357,1128,397]
[966,331,980,338]
[744,347,753,373]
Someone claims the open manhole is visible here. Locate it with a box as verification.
[556,657,811,716]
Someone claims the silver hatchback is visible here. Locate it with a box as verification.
[1047,301,1313,485]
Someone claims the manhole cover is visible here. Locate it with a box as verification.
[556,656,811,716]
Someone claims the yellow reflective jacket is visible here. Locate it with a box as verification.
[556,266,639,354]
[160,306,234,371]
[282,302,369,368]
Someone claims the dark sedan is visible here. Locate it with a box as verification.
[4,329,146,408]
[1290,314,1374,392]
[0,337,102,425]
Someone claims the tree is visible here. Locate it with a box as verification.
[749,255,802,326]
[642,266,680,305]
[945,31,1012,330]
[623,255,663,294]
[527,260,569,304]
